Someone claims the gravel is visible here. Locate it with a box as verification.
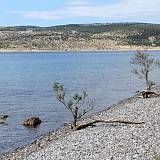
[1,96,160,160]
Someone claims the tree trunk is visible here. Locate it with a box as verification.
[73,119,77,127]
[145,71,150,90]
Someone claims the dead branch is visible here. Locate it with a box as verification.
[139,90,160,99]
[73,119,144,130]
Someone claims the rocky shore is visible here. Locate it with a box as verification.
[1,95,160,160]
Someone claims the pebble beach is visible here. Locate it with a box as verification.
[1,95,160,160]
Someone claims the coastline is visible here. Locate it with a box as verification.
[0,96,138,160]
[1,46,160,53]
[2,94,160,160]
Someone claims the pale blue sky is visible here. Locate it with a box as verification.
[1,0,160,26]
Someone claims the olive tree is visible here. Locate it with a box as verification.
[130,50,155,90]
[53,82,93,128]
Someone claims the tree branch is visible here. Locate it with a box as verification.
[73,119,144,130]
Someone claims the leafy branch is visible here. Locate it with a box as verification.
[53,82,93,128]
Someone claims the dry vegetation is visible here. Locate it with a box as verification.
[1,23,160,51]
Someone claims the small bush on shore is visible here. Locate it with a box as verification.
[53,82,93,128]
[130,50,156,90]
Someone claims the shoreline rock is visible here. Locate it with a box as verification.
[23,117,41,127]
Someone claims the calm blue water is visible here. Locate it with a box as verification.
[0,51,160,155]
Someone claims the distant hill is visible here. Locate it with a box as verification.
[0,23,160,51]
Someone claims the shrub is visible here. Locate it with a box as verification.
[131,50,155,90]
[53,82,93,128]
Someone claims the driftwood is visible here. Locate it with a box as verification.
[73,120,144,130]
[139,90,160,99]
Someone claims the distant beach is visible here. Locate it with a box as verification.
[1,46,160,53]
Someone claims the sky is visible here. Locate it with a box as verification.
[1,0,160,26]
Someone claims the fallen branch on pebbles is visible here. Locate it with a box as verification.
[73,120,144,130]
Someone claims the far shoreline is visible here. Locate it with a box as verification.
[1,46,160,53]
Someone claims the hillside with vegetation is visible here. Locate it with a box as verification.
[0,23,160,51]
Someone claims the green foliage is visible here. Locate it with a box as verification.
[48,23,160,34]
[53,82,93,127]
